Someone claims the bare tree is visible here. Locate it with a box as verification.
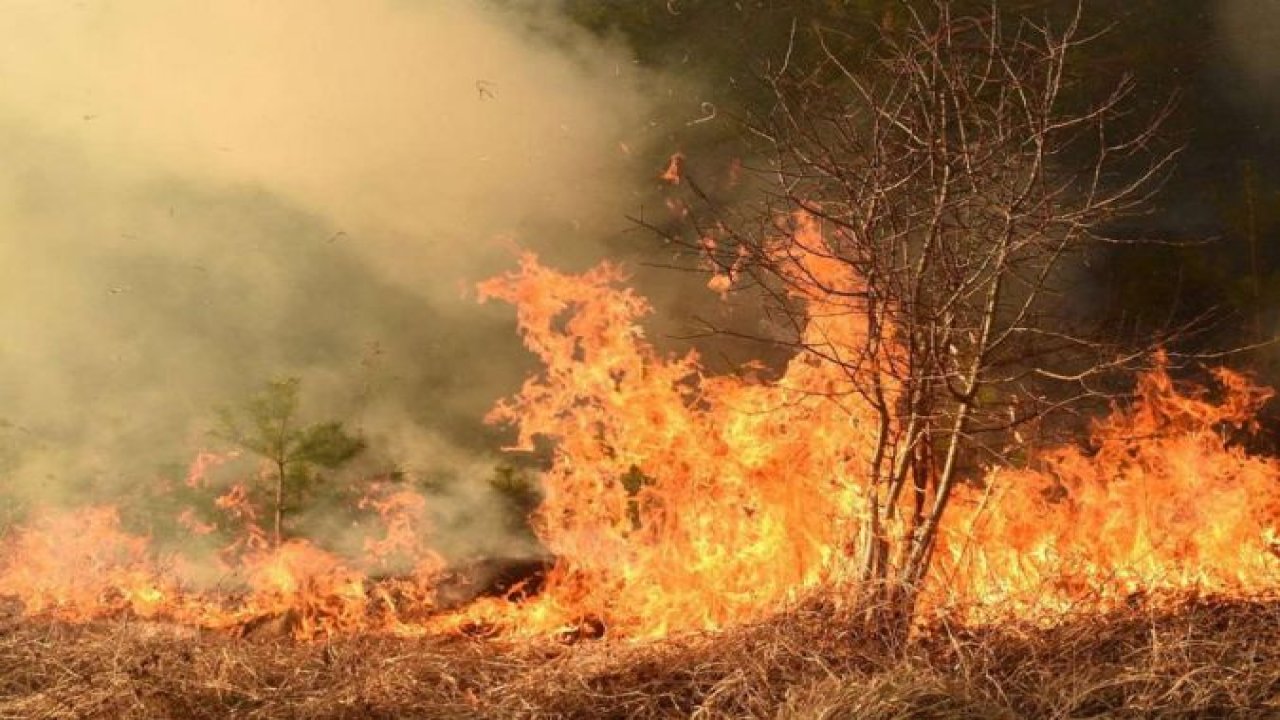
[653,0,1178,616]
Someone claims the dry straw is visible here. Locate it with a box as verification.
[1,594,1278,719]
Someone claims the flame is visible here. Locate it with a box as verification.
[2,217,1279,640]
[471,215,891,637]
[0,507,176,620]
[232,541,369,638]
[937,355,1280,621]
[659,152,684,184]
[469,216,1279,635]
[0,455,452,639]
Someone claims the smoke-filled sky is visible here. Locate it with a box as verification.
[0,0,667,514]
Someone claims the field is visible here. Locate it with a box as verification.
[3,595,1279,719]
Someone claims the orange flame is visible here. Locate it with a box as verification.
[659,152,684,184]
[937,355,1280,621]
[3,219,1280,640]
[0,507,175,620]
[474,217,890,637]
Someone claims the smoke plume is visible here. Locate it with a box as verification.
[0,0,658,548]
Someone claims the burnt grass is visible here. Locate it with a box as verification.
[1,595,1279,719]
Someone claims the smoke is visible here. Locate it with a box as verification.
[0,0,660,548]
[1216,0,1280,113]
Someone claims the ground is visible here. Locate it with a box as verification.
[2,595,1278,719]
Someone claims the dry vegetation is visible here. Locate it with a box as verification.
[3,594,1279,719]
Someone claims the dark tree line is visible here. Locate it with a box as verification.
[557,0,1279,379]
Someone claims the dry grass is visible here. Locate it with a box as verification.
[1,596,1278,719]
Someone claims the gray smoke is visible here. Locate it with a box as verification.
[1216,0,1280,112]
[0,0,662,549]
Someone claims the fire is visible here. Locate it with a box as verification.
[659,152,684,184]
[2,220,1279,640]
[0,456,454,639]
[0,507,176,620]
[231,541,370,638]
[936,356,1280,621]
[465,230,1280,634]
[471,218,886,637]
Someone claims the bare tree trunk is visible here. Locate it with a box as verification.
[653,0,1176,629]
